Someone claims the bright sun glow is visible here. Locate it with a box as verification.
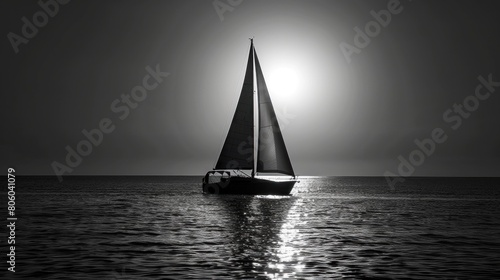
[267,67,301,105]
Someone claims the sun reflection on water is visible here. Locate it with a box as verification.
[264,198,306,279]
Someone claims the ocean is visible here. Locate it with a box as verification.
[2,176,500,279]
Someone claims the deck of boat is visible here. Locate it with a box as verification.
[203,176,296,195]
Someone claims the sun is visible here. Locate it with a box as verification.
[267,67,300,105]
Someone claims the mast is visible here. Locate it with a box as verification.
[251,38,257,178]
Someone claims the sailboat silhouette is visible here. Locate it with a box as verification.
[202,39,297,195]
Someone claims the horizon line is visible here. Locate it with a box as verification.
[12,174,500,178]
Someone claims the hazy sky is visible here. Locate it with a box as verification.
[2,0,500,176]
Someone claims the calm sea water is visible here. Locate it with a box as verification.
[2,176,500,279]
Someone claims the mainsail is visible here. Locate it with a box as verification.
[215,43,255,170]
[254,51,295,176]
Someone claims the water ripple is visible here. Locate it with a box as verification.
[4,176,500,279]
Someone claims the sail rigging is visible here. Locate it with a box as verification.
[215,41,295,177]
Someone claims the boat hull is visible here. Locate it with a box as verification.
[202,176,296,195]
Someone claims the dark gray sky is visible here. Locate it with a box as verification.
[2,0,500,176]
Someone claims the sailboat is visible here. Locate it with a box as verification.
[202,39,297,195]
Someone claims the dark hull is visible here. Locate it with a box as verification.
[203,176,296,195]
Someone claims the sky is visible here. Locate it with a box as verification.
[1,0,500,177]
